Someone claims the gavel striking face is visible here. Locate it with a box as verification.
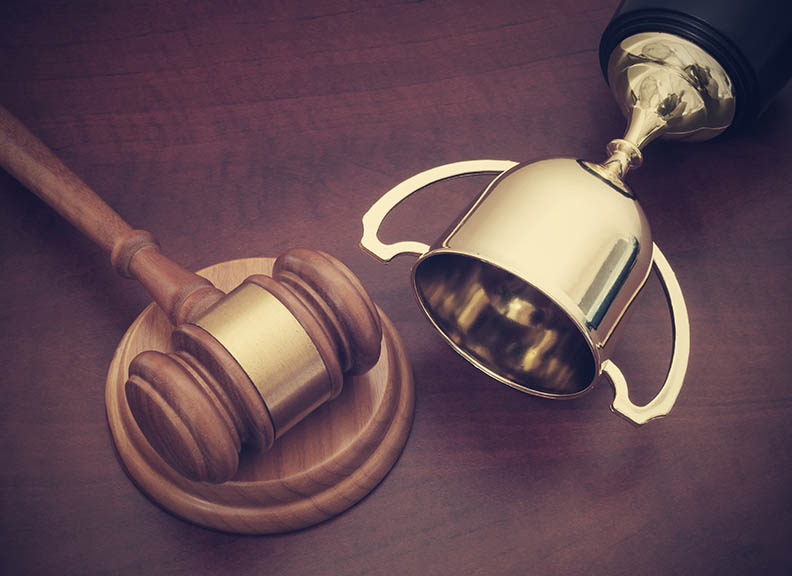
[0,105,382,483]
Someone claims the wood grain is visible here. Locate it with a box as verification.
[0,104,133,255]
[106,257,414,533]
[0,104,226,326]
[1,0,791,574]
[124,248,389,485]
[1,101,396,487]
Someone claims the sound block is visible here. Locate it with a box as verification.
[105,257,414,534]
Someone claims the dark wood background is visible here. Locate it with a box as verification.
[2,1,790,574]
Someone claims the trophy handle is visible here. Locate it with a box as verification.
[361,160,517,262]
[603,243,690,425]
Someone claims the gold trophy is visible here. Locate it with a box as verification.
[361,1,792,424]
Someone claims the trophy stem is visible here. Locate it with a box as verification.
[601,138,643,182]
[584,138,643,196]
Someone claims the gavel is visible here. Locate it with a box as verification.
[0,105,382,483]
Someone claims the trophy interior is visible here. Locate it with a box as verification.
[413,253,596,397]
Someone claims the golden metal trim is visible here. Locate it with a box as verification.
[605,244,690,425]
[361,160,690,423]
[360,160,518,262]
[608,32,736,150]
[193,282,329,437]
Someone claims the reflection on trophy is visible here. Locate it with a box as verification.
[362,0,792,424]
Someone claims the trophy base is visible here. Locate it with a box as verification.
[105,257,414,534]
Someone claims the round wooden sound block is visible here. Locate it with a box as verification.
[105,257,414,534]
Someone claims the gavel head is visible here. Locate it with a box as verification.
[125,249,382,483]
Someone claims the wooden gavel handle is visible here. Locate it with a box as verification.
[1,105,388,484]
[0,105,223,325]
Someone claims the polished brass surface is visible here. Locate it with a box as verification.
[604,245,689,425]
[193,281,330,437]
[358,32,717,422]
[361,160,690,423]
[414,158,652,397]
[581,33,738,195]
[608,32,736,149]
[413,252,596,396]
[581,139,643,196]
[361,160,516,262]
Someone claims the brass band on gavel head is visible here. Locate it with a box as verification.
[193,278,337,438]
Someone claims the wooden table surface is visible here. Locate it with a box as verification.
[2,1,790,574]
